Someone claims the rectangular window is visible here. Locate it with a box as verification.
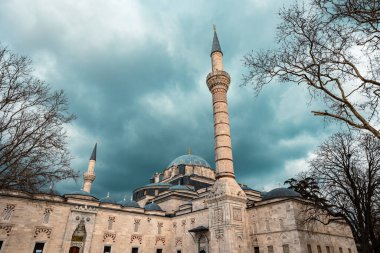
[307,244,312,253]
[33,242,45,253]
[339,247,343,253]
[132,248,138,253]
[267,246,274,253]
[156,249,162,253]
[103,246,111,253]
[317,245,322,253]
[283,244,290,253]
[326,246,331,253]
[254,247,260,253]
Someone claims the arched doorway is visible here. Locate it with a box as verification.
[198,235,208,253]
[69,219,87,253]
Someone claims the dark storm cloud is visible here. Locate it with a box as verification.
[0,0,335,199]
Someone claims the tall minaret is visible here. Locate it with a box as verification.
[206,26,245,196]
[207,27,248,253]
[83,143,97,193]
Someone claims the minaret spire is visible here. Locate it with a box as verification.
[211,25,223,56]
[83,143,97,193]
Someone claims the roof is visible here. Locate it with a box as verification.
[169,184,195,191]
[145,182,172,187]
[144,202,163,211]
[90,143,97,161]
[118,199,140,208]
[262,188,301,201]
[188,226,209,232]
[211,30,222,55]
[168,154,211,168]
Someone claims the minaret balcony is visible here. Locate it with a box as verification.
[206,70,231,92]
[83,172,96,181]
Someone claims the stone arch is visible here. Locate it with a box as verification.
[198,234,209,253]
[69,219,87,253]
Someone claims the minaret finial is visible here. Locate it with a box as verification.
[188,147,191,155]
[107,192,110,198]
[213,24,216,32]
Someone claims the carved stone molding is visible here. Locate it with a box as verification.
[175,237,182,247]
[34,226,52,238]
[172,222,177,228]
[134,218,141,224]
[190,218,195,224]
[233,208,242,221]
[155,236,165,245]
[72,205,97,213]
[2,204,15,221]
[0,224,12,236]
[214,209,223,224]
[130,234,143,244]
[103,232,116,242]
[215,229,224,240]
[181,220,186,226]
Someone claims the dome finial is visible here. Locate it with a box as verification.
[107,192,110,198]
[188,147,191,155]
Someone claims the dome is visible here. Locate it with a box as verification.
[118,199,140,208]
[144,202,163,211]
[168,154,211,168]
[262,188,301,201]
[65,190,93,196]
[99,194,118,204]
[169,185,195,191]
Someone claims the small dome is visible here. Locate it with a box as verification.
[99,194,118,204]
[169,185,195,191]
[144,202,163,211]
[168,154,211,168]
[118,199,140,208]
[262,188,301,201]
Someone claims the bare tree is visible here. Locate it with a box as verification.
[285,132,380,253]
[243,0,380,138]
[0,46,77,193]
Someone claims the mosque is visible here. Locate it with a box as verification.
[0,30,357,253]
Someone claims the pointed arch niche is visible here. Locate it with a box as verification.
[69,219,87,253]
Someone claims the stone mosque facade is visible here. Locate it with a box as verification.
[0,30,357,253]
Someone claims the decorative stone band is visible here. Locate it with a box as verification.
[0,224,12,236]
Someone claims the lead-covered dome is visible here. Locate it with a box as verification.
[168,154,211,168]
[262,188,301,201]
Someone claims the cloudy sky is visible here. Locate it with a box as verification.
[0,0,338,199]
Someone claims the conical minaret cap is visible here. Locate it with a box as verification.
[90,143,97,161]
[211,27,223,56]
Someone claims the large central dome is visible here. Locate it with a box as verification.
[168,154,211,168]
